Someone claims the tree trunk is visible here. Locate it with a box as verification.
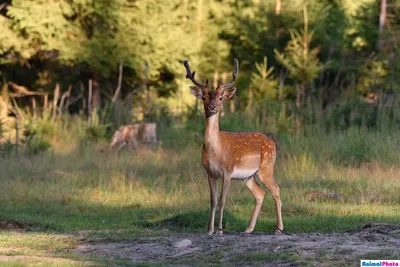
[377,0,387,50]
[91,79,101,111]
[230,96,236,113]
[31,97,37,118]
[379,0,387,34]
[113,59,124,126]
[275,0,281,15]
[44,93,48,110]
[112,59,124,103]
[88,79,93,126]
[144,61,150,115]
[15,116,19,157]
[275,0,282,37]
[197,0,203,40]
[0,96,7,121]
[307,94,313,125]
[0,83,8,120]
[278,69,287,128]
[52,83,60,121]
[295,85,303,134]
[213,71,219,89]
[246,87,254,114]
[58,85,71,120]
[80,81,86,116]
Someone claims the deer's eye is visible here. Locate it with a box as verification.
[202,96,206,100]
[219,96,223,101]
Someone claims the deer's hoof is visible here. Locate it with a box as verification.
[216,230,223,235]
[207,230,214,235]
[244,228,254,234]
[275,228,284,235]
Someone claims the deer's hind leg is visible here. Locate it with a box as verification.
[257,167,284,234]
[244,176,265,233]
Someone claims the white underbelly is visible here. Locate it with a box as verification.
[231,167,258,179]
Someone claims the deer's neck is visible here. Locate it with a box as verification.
[204,113,221,149]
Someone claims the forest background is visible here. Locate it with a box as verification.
[0,0,399,143]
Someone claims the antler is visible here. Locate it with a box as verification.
[221,59,239,90]
[184,60,208,89]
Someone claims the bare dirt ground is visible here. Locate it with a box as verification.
[76,223,400,266]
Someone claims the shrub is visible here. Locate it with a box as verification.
[0,139,14,158]
[85,124,110,142]
[22,123,52,155]
[332,128,372,167]
[26,137,51,155]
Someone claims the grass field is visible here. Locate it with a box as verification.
[0,126,399,265]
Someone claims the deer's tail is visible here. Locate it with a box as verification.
[265,133,279,153]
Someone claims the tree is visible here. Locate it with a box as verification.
[250,57,277,102]
[274,3,324,132]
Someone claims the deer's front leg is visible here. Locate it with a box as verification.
[217,174,232,235]
[208,176,218,235]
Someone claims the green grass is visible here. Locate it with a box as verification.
[0,127,400,265]
[361,251,400,260]
[231,251,300,266]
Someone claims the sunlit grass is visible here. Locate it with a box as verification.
[0,128,399,264]
[0,258,86,267]
[0,231,86,267]
[0,232,76,252]
[1,134,399,232]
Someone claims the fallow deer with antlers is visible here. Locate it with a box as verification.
[184,59,284,235]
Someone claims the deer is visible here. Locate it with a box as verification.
[184,59,284,235]
[110,123,157,151]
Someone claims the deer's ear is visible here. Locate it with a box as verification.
[190,86,203,99]
[223,87,236,99]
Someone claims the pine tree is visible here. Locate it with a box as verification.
[274,3,324,132]
[250,57,277,102]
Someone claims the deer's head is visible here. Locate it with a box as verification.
[184,59,239,117]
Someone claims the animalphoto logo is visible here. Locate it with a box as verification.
[360,260,400,266]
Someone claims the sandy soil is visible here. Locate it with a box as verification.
[76,223,400,266]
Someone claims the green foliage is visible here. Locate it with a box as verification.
[25,137,52,155]
[332,128,373,167]
[22,123,52,155]
[0,139,14,158]
[274,29,324,86]
[0,14,34,62]
[7,0,82,62]
[358,58,389,95]
[85,124,109,142]
[323,95,399,131]
[82,108,112,143]
[0,0,399,135]
[251,57,278,101]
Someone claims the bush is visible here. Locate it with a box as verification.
[332,128,373,167]
[22,123,52,155]
[325,98,378,131]
[0,139,14,158]
[26,137,51,155]
[85,124,110,142]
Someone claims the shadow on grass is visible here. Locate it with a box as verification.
[1,201,243,234]
[1,198,399,237]
[155,210,243,232]
[1,148,399,237]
